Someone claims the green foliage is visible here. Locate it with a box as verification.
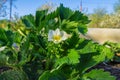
[0,4,115,80]
[0,28,8,45]
[0,70,28,80]
[83,69,116,80]
[62,32,80,49]
[54,49,80,68]
[114,0,120,12]
[76,39,114,74]
[104,41,120,62]
[0,54,8,66]
[38,70,66,80]
[88,7,107,28]
[0,28,21,46]
[100,12,120,28]
[57,4,73,20]
[0,19,9,29]
[22,14,35,29]
[88,4,120,28]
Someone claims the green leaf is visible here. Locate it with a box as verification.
[69,11,90,34]
[0,53,8,66]
[0,28,16,46]
[54,56,69,68]
[83,69,116,80]
[77,52,100,74]
[5,30,14,46]
[95,45,114,61]
[58,4,73,20]
[69,11,90,24]
[13,32,22,43]
[35,10,47,27]
[38,70,66,80]
[62,32,79,50]
[76,39,114,74]
[61,20,78,33]
[46,4,73,21]
[19,36,30,65]
[22,14,35,29]
[67,49,80,64]
[54,49,80,68]
[21,36,30,54]
[77,40,97,54]
[38,71,50,80]
[0,70,28,80]
[38,35,47,50]
[78,24,88,34]
[0,28,8,45]
[77,39,114,60]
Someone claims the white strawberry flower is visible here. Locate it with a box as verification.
[0,46,6,52]
[48,28,68,44]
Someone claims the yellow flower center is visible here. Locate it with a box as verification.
[53,35,61,41]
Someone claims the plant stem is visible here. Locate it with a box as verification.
[45,52,50,70]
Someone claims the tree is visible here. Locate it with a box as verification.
[0,0,7,17]
[0,19,9,28]
[114,0,120,13]
[37,2,56,13]
[88,7,107,28]
[94,7,107,17]
[0,0,17,20]
[100,13,120,28]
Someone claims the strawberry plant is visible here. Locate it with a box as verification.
[104,41,120,62]
[0,4,116,80]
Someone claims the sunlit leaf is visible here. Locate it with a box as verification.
[38,70,66,80]
[54,49,80,68]
[83,69,116,80]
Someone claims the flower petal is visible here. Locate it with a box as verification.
[48,30,54,41]
[48,28,68,43]
[61,31,68,40]
[0,46,6,52]
[55,28,60,35]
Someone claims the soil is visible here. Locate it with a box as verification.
[0,62,120,80]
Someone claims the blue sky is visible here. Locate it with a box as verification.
[3,0,118,18]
